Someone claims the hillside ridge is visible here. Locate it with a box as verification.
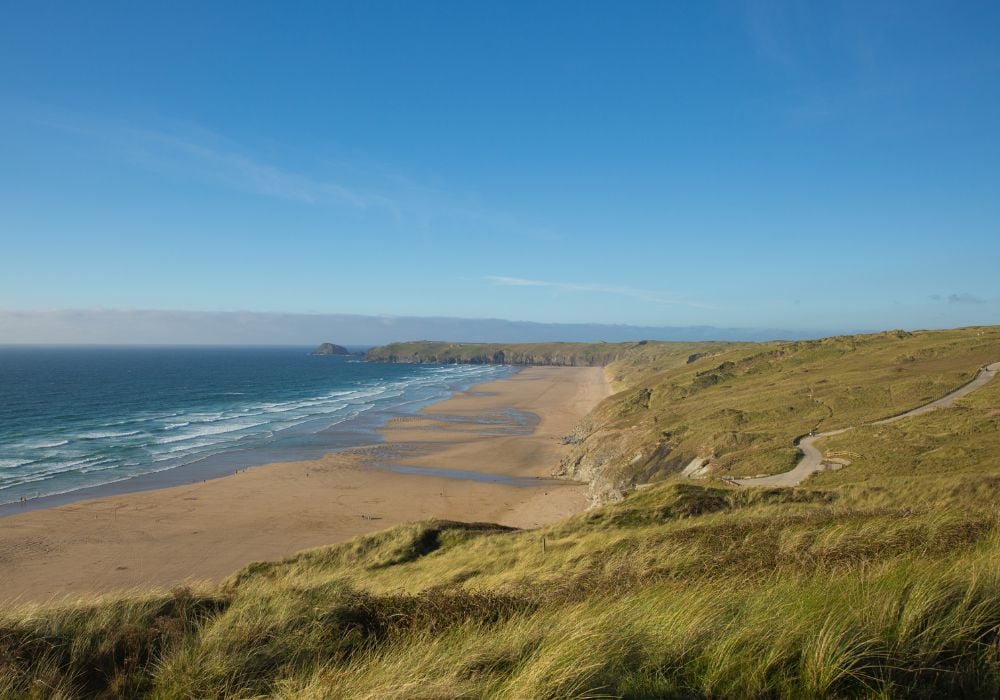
[364,340,656,366]
[3,325,999,698]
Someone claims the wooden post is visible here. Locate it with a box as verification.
[541,535,547,554]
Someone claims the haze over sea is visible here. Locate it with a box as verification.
[0,346,510,508]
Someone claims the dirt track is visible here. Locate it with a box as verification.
[734,362,1000,488]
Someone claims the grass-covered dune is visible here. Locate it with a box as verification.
[4,484,998,697]
[367,328,1000,503]
[561,327,1000,501]
[3,326,999,698]
[361,340,720,367]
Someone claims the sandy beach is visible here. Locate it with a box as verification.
[0,366,609,603]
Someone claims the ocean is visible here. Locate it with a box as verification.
[0,346,512,509]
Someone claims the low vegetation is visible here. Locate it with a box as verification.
[361,340,716,367]
[3,327,998,698]
[560,326,1000,501]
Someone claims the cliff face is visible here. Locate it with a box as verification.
[556,327,1000,504]
[311,342,350,356]
[366,329,1000,507]
[363,339,729,505]
[363,341,637,367]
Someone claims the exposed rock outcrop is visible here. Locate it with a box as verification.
[311,342,350,356]
[364,341,632,367]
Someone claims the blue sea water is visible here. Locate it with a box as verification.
[0,346,512,507]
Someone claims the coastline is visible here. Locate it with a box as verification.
[0,356,515,517]
[0,366,609,603]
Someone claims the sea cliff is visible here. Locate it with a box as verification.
[364,340,637,366]
[311,342,350,356]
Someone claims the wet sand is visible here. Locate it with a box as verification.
[0,366,609,603]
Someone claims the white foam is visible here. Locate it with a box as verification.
[0,457,112,489]
[78,462,126,475]
[78,430,142,440]
[183,412,229,424]
[159,437,231,454]
[153,420,270,445]
[2,364,514,502]
[28,439,70,449]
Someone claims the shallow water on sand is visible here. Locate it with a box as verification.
[0,346,512,507]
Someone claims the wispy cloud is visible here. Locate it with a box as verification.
[114,125,400,212]
[12,101,574,243]
[929,293,987,305]
[0,309,821,345]
[21,105,399,213]
[484,276,713,308]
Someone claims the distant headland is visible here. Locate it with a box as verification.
[310,342,350,356]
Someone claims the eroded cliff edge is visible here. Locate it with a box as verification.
[365,328,1000,507]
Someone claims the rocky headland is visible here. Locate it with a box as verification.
[310,342,351,356]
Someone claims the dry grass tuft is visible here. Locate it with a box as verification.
[3,326,999,697]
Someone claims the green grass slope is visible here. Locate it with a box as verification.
[564,326,1000,501]
[3,326,999,698]
[4,483,997,697]
[363,340,736,367]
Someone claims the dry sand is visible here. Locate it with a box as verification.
[0,366,609,603]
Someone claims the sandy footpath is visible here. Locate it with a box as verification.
[734,361,1000,488]
[0,366,609,603]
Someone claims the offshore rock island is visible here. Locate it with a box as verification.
[310,342,351,356]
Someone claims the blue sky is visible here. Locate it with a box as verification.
[1,1,997,336]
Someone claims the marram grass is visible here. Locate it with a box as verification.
[3,490,998,698]
[2,326,999,698]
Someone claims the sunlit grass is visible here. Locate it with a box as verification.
[561,325,1000,496]
[4,479,998,697]
[3,326,999,697]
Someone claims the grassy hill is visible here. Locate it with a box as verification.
[361,340,724,367]
[366,328,1000,504]
[563,326,1000,502]
[3,326,999,698]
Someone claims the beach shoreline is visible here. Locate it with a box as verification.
[0,357,516,518]
[0,366,609,604]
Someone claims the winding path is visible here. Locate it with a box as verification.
[733,362,1000,488]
